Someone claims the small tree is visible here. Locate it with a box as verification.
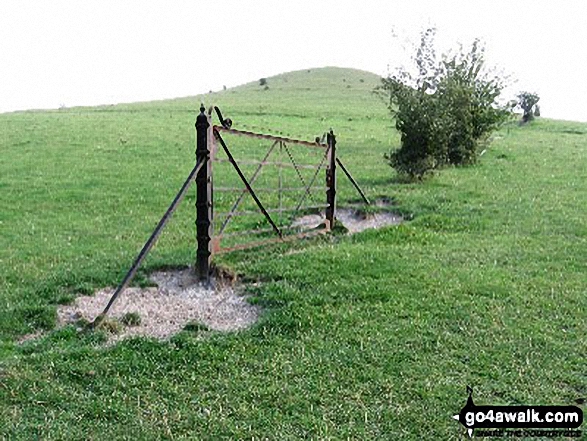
[516,91,540,123]
[378,29,510,179]
[259,78,267,86]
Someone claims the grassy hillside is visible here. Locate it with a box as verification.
[1,67,586,439]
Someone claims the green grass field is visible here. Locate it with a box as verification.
[1,67,586,439]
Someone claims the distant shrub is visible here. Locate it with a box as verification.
[534,104,540,117]
[516,92,540,122]
[378,28,511,179]
[259,78,267,86]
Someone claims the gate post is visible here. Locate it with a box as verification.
[195,104,212,283]
[325,129,336,229]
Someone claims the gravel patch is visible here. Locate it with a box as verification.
[292,204,403,234]
[57,268,259,342]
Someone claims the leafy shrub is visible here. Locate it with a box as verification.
[259,78,267,86]
[378,29,511,179]
[516,91,540,122]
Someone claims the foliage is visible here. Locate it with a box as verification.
[259,77,267,86]
[517,91,540,122]
[379,29,511,179]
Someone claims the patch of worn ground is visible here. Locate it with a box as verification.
[57,268,259,342]
[292,202,403,233]
[46,202,400,344]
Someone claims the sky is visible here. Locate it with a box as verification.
[1,0,586,121]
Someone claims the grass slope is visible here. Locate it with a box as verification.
[1,67,586,439]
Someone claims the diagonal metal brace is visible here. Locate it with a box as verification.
[282,141,316,205]
[336,157,370,205]
[92,157,207,328]
[213,128,282,238]
[218,140,279,235]
[295,144,330,211]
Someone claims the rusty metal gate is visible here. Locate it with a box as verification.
[94,104,367,325]
[194,105,369,282]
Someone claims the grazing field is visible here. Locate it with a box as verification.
[1,67,586,439]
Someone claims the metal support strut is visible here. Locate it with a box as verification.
[92,157,207,327]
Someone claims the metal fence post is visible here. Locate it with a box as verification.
[325,129,336,229]
[195,104,212,282]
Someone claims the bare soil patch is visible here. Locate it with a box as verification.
[292,199,403,234]
[57,268,259,343]
[45,201,401,344]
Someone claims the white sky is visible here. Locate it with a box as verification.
[1,0,586,121]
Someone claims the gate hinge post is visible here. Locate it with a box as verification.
[195,104,212,283]
[325,129,337,229]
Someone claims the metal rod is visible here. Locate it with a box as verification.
[218,140,278,235]
[336,157,371,205]
[215,186,328,193]
[218,221,325,238]
[92,158,207,327]
[213,128,282,238]
[214,125,327,149]
[213,158,322,170]
[215,203,329,219]
[215,228,328,253]
[282,141,316,205]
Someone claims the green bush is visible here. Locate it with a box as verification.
[378,29,511,179]
[516,91,540,122]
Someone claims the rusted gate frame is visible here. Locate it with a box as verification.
[214,158,322,170]
[217,139,279,235]
[219,218,329,238]
[92,157,207,326]
[213,128,283,238]
[208,112,370,255]
[215,203,330,221]
[281,141,317,206]
[215,186,328,193]
[214,228,328,254]
[213,128,330,239]
[294,144,331,212]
